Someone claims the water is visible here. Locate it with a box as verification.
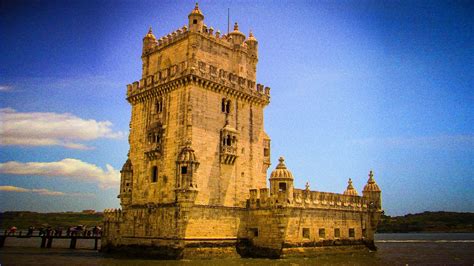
[1,233,473,265]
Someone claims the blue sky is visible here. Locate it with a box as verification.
[0,0,472,216]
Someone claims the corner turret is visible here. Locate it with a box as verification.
[119,157,133,207]
[228,22,246,46]
[143,27,157,54]
[246,30,258,55]
[188,3,204,32]
[343,178,359,196]
[363,170,381,210]
[269,157,294,204]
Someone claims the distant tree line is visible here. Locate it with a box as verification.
[377,211,474,233]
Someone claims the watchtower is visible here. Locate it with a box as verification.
[121,3,272,209]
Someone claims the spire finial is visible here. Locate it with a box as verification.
[347,178,354,189]
[305,182,310,191]
[249,30,253,37]
[278,156,284,163]
[148,26,153,34]
[368,170,375,183]
[195,2,199,10]
[234,22,239,31]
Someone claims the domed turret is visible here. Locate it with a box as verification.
[143,27,157,53]
[270,157,294,179]
[177,144,199,164]
[121,159,132,173]
[176,141,200,189]
[188,3,204,32]
[119,157,133,207]
[362,170,382,211]
[245,30,258,58]
[363,170,381,192]
[269,157,294,202]
[343,178,359,196]
[228,22,246,45]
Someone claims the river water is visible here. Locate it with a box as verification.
[1,233,473,265]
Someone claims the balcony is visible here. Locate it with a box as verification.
[220,145,237,164]
[145,143,162,160]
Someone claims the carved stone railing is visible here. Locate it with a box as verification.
[247,188,369,211]
[220,146,237,164]
[144,143,162,160]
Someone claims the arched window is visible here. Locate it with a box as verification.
[156,98,163,113]
[226,135,231,146]
[225,100,231,113]
[221,98,231,114]
[221,98,226,113]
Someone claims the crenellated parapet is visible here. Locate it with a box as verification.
[248,187,370,211]
[126,59,270,105]
[103,208,123,222]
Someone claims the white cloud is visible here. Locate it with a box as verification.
[0,158,120,189]
[0,85,13,92]
[0,108,124,149]
[0,185,65,196]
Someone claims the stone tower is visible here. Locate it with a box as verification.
[121,3,271,209]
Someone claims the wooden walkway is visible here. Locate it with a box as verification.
[0,231,101,250]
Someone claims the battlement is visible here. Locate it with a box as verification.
[143,24,257,56]
[103,208,122,222]
[248,187,370,211]
[126,59,270,104]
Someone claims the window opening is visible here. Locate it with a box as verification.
[319,228,325,238]
[279,182,287,192]
[302,228,310,239]
[151,166,158,183]
[349,228,355,238]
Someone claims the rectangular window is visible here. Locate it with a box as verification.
[334,228,340,238]
[264,148,269,157]
[362,229,367,238]
[319,228,325,239]
[349,228,355,238]
[279,182,287,192]
[249,228,258,237]
[151,166,158,183]
[181,166,188,174]
[302,228,310,239]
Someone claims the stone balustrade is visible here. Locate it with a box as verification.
[248,188,369,211]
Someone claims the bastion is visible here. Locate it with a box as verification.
[103,4,382,259]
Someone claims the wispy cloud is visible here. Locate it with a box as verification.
[352,135,474,150]
[0,85,13,92]
[0,108,124,150]
[0,159,120,189]
[0,186,65,196]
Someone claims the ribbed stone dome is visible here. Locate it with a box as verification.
[363,170,381,192]
[188,3,204,17]
[121,159,132,172]
[270,157,293,179]
[343,178,359,196]
[177,144,198,163]
[144,27,157,41]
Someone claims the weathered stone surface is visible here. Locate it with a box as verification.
[103,4,383,259]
